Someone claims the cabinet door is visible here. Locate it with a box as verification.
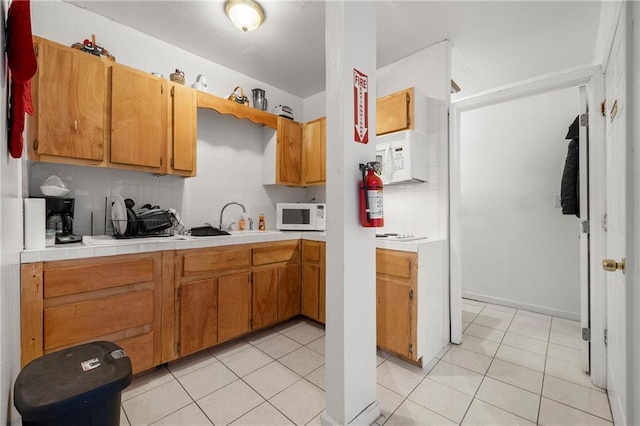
[277,117,303,185]
[376,276,416,360]
[111,64,166,169]
[318,264,326,324]
[252,268,278,329]
[171,83,197,175]
[34,40,106,161]
[302,117,326,185]
[180,279,217,356]
[376,89,412,136]
[218,272,252,342]
[302,263,320,320]
[278,264,301,321]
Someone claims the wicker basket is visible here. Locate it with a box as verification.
[228,86,249,106]
[170,69,185,85]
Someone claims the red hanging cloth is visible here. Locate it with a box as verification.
[7,0,37,159]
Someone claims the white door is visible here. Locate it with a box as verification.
[603,9,628,424]
[578,86,590,373]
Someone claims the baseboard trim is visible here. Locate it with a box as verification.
[462,291,580,321]
[321,400,381,426]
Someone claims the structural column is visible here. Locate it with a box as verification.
[323,1,379,425]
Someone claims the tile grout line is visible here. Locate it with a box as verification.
[458,302,513,424]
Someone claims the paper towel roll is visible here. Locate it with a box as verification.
[24,198,46,250]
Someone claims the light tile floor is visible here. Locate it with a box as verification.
[119,299,613,425]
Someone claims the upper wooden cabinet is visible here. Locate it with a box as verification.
[277,117,303,185]
[302,117,326,186]
[376,87,414,136]
[29,37,108,165]
[263,117,304,186]
[111,63,167,172]
[169,82,197,176]
[29,37,197,177]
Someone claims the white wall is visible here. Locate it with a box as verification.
[460,86,581,317]
[28,1,307,233]
[376,41,451,239]
[1,0,25,421]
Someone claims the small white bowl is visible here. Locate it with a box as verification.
[40,185,70,197]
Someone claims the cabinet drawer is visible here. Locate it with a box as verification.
[252,241,299,266]
[116,332,155,374]
[44,290,154,351]
[44,259,155,298]
[182,248,251,277]
[376,249,415,279]
[302,241,323,262]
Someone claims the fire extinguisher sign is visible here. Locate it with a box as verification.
[353,68,369,144]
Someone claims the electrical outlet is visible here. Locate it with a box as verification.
[554,194,562,208]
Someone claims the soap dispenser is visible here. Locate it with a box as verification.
[238,214,246,231]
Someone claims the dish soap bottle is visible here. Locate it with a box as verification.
[238,214,246,231]
[258,213,266,231]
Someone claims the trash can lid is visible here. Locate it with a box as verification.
[14,341,132,422]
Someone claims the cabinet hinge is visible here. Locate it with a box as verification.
[171,86,175,97]
[160,157,163,166]
[406,92,411,127]
[408,343,413,354]
[602,214,608,232]
[250,319,254,329]
[582,327,591,341]
[34,44,39,56]
[177,287,182,297]
[409,289,414,300]
[601,100,606,117]
[580,220,590,234]
[33,139,39,151]
[249,274,253,283]
[171,158,174,167]
[161,85,164,95]
[176,342,181,353]
[604,329,608,346]
[580,113,589,127]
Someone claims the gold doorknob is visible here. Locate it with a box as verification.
[603,258,625,273]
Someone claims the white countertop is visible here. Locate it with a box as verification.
[20,230,441,263]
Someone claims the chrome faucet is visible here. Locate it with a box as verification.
[219,202,246,229]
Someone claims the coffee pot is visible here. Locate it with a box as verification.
[251,88,268,111]
[45,197,82,244]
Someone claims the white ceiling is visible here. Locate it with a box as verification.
[67,0,602,98]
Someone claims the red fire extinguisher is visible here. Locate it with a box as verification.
[359,162,384,227]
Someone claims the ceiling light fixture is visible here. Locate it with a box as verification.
[225,0,265,32]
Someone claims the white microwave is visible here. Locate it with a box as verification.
[375,130,429,184]
[276,203,326,231]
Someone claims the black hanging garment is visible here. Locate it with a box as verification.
[560,116,580,217]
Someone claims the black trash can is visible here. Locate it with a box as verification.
[14,341,132,426]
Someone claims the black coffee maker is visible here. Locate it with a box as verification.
[45,197,82,244]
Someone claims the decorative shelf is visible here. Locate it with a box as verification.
[196,91,277,129]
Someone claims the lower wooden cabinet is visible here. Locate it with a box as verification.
[301,240,326,323]
[175,241,300,357]
[218,272,253,342]
[20,252,164,374]
[179,278,217,356]
[20,240,305,374]
[252,268,278,330]
[376,249,418,361]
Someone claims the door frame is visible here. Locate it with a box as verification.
[449,64,607,388]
